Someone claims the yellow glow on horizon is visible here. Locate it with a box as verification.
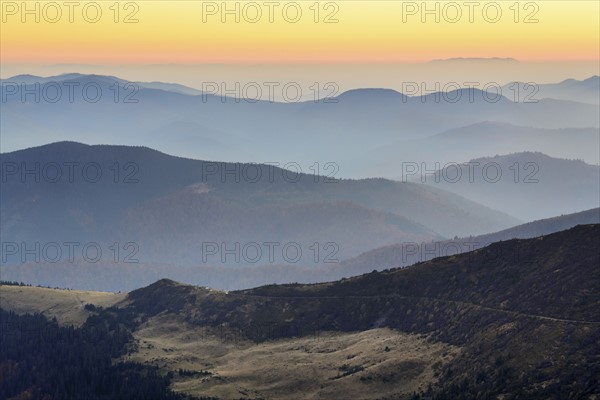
[1,1,598,64]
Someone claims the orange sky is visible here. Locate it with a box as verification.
[1,1,599,64]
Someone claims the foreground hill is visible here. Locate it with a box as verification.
[128,225,600,398]
[128,224,600,332]
[2,225,598,399]
[0,142,516,268]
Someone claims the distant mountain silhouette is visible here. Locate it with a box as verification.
[503,75,599,104]
[0,73,203,95]
[366,122,599,178]
[2,74,598,177]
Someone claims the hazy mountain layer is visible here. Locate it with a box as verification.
[0,142,515,269]
[1,207,596,292]
[502,75,599,104]
[418,151,600,221]
[2,74,598,177]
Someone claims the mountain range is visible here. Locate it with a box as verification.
[0,142,516,269]
[2,74,598,177]
[2,224,598,399]
[2,71,598,398]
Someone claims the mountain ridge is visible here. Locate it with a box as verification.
[1,142,517,280]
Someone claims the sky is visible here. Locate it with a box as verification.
[2,1,599,63]
[1,1,599,88]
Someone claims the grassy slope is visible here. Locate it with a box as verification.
[0,285,125,326]
[128,314,458,400]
